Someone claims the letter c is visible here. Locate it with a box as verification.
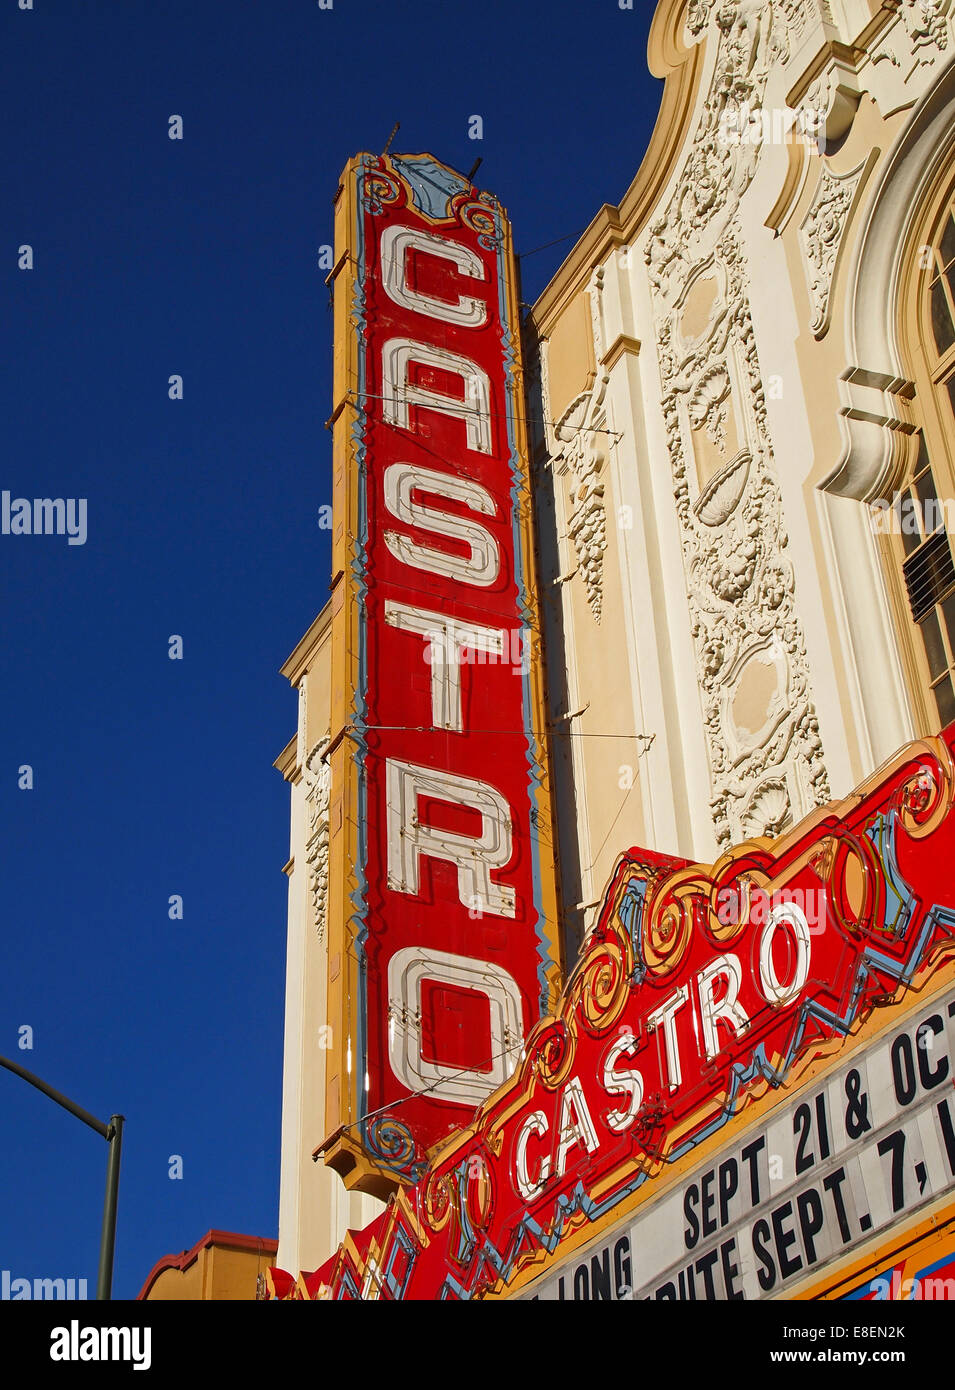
[514,1110,551,1201]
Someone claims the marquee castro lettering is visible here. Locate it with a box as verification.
[289,728,955,1296]
[514,903,813,1198]
[521,989,955,1300]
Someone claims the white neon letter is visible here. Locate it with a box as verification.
[646,985,689,1094]
[384,602,506,731]
[383,462,500,587]
[696,954,750,1060]
[759,903,811,1007]
[387,946,523,1104]
[515,1111,551,1201]
[382,337,492,454]
[555,1077,600,1177]
[380,225,487,328]
[386,759,515,917]
[602,1033,645,1134]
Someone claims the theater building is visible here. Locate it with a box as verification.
[270,0,955,1298]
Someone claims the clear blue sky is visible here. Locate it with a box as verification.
[0,0,660,1298]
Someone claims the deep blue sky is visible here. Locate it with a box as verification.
[0,0,660,1299]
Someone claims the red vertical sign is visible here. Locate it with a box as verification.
[324,153,562,1190]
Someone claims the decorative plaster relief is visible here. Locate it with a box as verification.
[798,157,870,337]
[740,777,793,838]
[303,738,331,941]
[722,638,791,762]
[542,267,612,625]
[800,59,864,148]
[646,0,830,846]
[902,0,951,60]
[778,0,834,43]
[874,0,951,76]
[694,448,752,526]
[554,386,610,624]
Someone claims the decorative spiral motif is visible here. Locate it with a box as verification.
[579,940,630,1036]
[422,1170,455,1233]
[897,740,954,840]
[362,168,402,215]
[711,873,772,944]
[643,877,697,977]
[533,1018,576,1091]
[463,1152,494,1233]
[824,829,880,938]
[459,200,501,249]
[366,1115,416,1170]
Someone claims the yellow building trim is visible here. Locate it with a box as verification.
[273,736,297,781]
[601,332,642,372]
[279,600,332,688]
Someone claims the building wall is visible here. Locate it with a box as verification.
[275,606,383,1276]
[138,1231,278,1301]
[532,0,955,941]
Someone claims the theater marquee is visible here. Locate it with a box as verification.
[521,987,955,1299]
[321,153,562,1193]
[270,725,955,1298]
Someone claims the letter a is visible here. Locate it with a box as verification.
[50,1329,70,1362]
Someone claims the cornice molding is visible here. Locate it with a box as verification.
[601,332,642,371]
[279,598,333,687]
[786,39,867,108]
[274,735,298,782]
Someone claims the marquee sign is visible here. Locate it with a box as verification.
[269,725,955,1298]
[521,985,955,1298]
[322,154,562,1191]
[826,1199,955,1300]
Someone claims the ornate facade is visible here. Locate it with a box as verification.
[534,0,955,947]
[275,0,955,1280]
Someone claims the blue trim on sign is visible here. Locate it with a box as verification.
[390,154,469,220]
[352,160,373,1154]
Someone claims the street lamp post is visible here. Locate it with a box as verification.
[0,1054,124,1300]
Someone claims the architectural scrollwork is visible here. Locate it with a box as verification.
[302,738,331,941]
[901,0,951,60]
[646,0,830,846]
[798,158,869,337]
[553,382,610,624]
[543,267,612,625]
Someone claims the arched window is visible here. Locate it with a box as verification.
[887,181,955,731]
